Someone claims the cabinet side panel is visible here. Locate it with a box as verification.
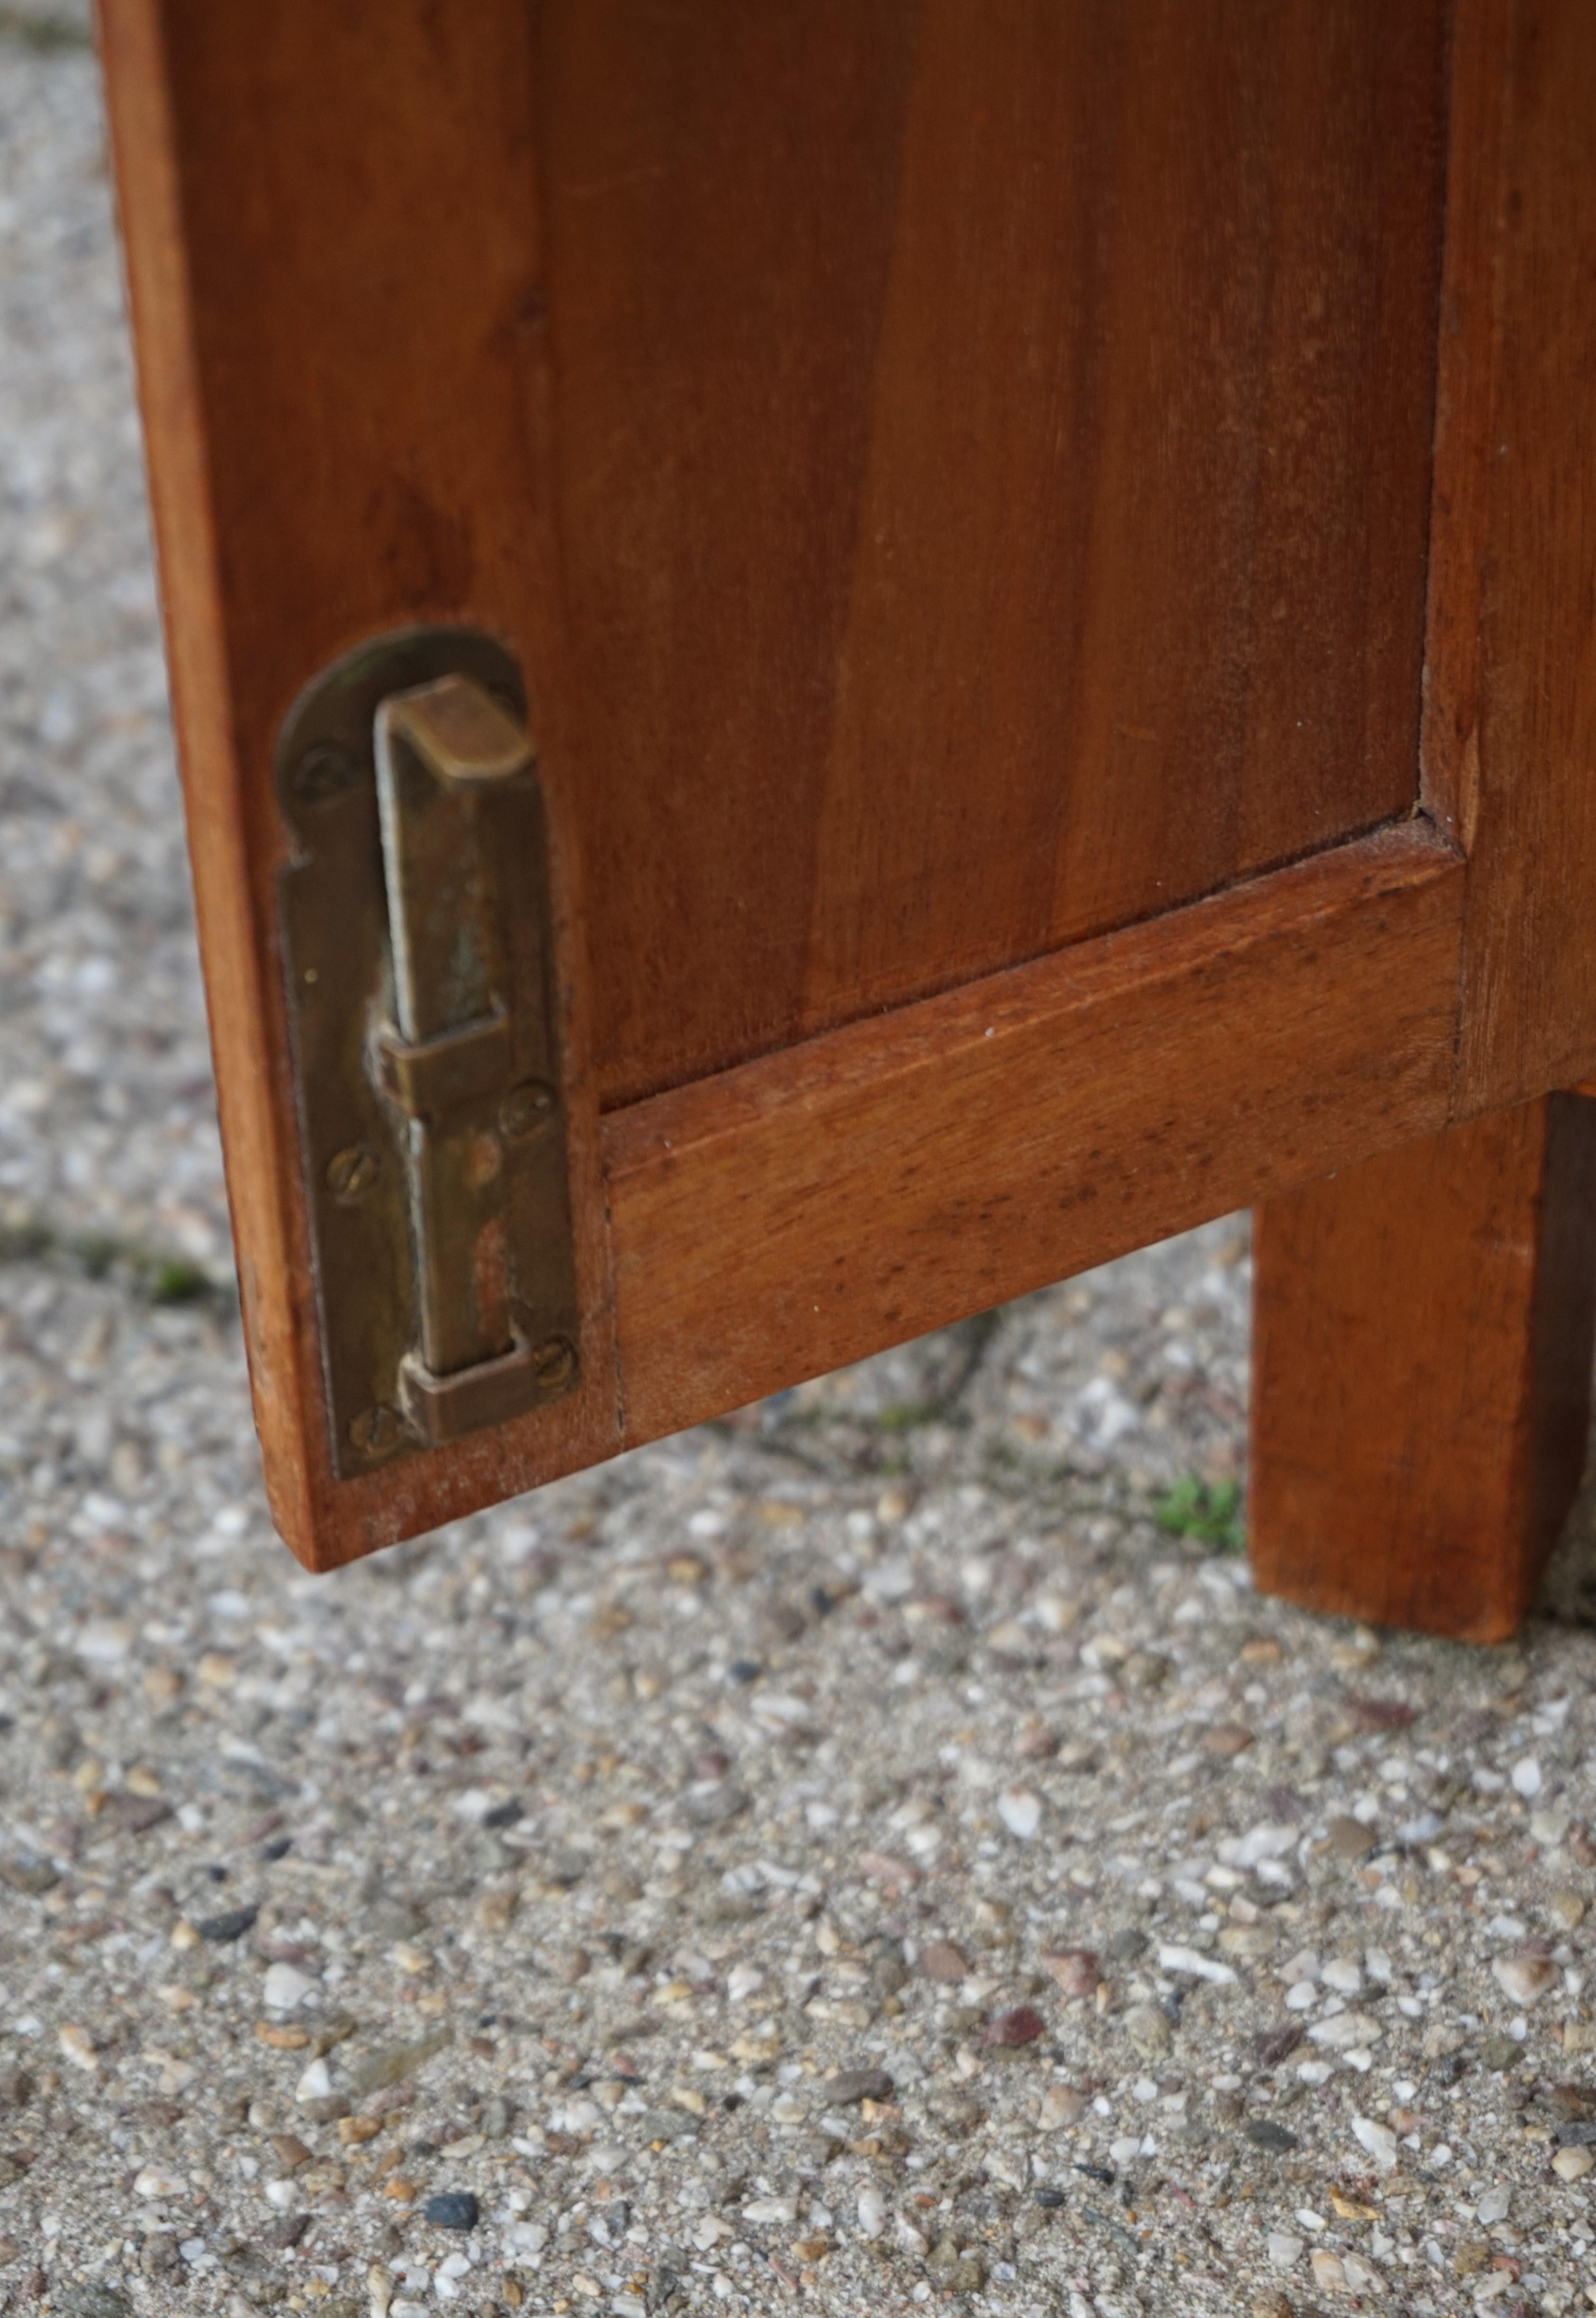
[1424,0,1596,1106]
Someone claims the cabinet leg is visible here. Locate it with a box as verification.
[1249,1094,1596,1642]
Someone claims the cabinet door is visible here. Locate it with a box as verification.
[98,0,1596,1565]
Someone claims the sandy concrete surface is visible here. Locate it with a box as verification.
[4,21,1596,2318]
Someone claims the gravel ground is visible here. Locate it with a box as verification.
[6,22,1596,2318]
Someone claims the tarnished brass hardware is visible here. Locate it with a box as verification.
[377,1016,514,1118]
[325,1144,381,1205]
[275,627,579,1478]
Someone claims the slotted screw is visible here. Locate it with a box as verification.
[499,1080,558,1140]
[326,1144,380,1204]
[531,1336,577,1392]
[348,1403,403,1458]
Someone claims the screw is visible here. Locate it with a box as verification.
[531,1335,578,1392]
[289,740,358,805]
[348,1402,403,1457]
[325,1144,380,1204]
[499,1080,558,1140]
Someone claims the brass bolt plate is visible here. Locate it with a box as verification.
[275,627,579,1478]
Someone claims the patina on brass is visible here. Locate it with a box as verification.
[275,627,579,1478]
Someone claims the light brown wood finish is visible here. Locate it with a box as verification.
[544,0,1448,1102]
[99,0,625,1563]
[607,826,1462,1452]
[104,0,1596,1610]
[1250,1096,1596,1643]
[1423,0,1596,1111]
[98,0,1463,1569]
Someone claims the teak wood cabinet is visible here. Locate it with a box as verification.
[99,1,1596,1642]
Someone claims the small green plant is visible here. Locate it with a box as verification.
[147,1259,214,1306]
[1154,1474,1244,1552]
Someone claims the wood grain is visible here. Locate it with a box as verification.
[1251,1094,1596,1643]
[605,824,1463,1450]
[542,0,1449,1103]
[99,0,625,1568]
[1424,0,1596,1109]
[100,0,1463,1570]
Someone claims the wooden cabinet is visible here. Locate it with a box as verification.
[99,2,1596,1638]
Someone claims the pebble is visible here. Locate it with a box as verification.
[1123,2004,1172,2061]
[1307,2012,1383,2048]
[1046,1948,1100,1999]
[195,1903,258,1942]
[744,2194,798,2227]
[58,2023,98,2072]
[828,2066,895,2104]
[134,2167,184,2198]
[1158,1945,1237,1986]
[1039,2083,1085,2129]
[348,2032,450,2096]
[1352,2115,1398,2170]
[1327,1815,1375,1861]
[423,2192,480,2231]
[1476,2184,1512,2226]
[1553,2145,1595,2182]
[1511,1756,1543,1798]
[1265,2231,1303,2269]
[998,1787,1043,1839]
[857,2187,886,2240]
[921,1940,970,1983]
[984,2005,1046,2047]
[262,1962,315,2012]
[1492,1954,1558,2004]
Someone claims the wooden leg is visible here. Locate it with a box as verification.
[1250,1094,1596,1642]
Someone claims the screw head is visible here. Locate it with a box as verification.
[530,1335,578,1393]
[325,1144,380,1204]
[499,1080,558,1140]
[348,1402,403,1457]
[290,740,359,805]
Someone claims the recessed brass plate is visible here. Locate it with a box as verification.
[275,627,579,1478]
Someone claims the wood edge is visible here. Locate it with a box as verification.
[604,819,1461,1183]
[100,6,627,1570]
[1528,1093,1596,1581]
[1416,0,1512,856]
[97,0,322,1560]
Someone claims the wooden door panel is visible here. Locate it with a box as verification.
[543,0,1450,1102]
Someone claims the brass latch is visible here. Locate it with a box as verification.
[275,628,579,1476]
